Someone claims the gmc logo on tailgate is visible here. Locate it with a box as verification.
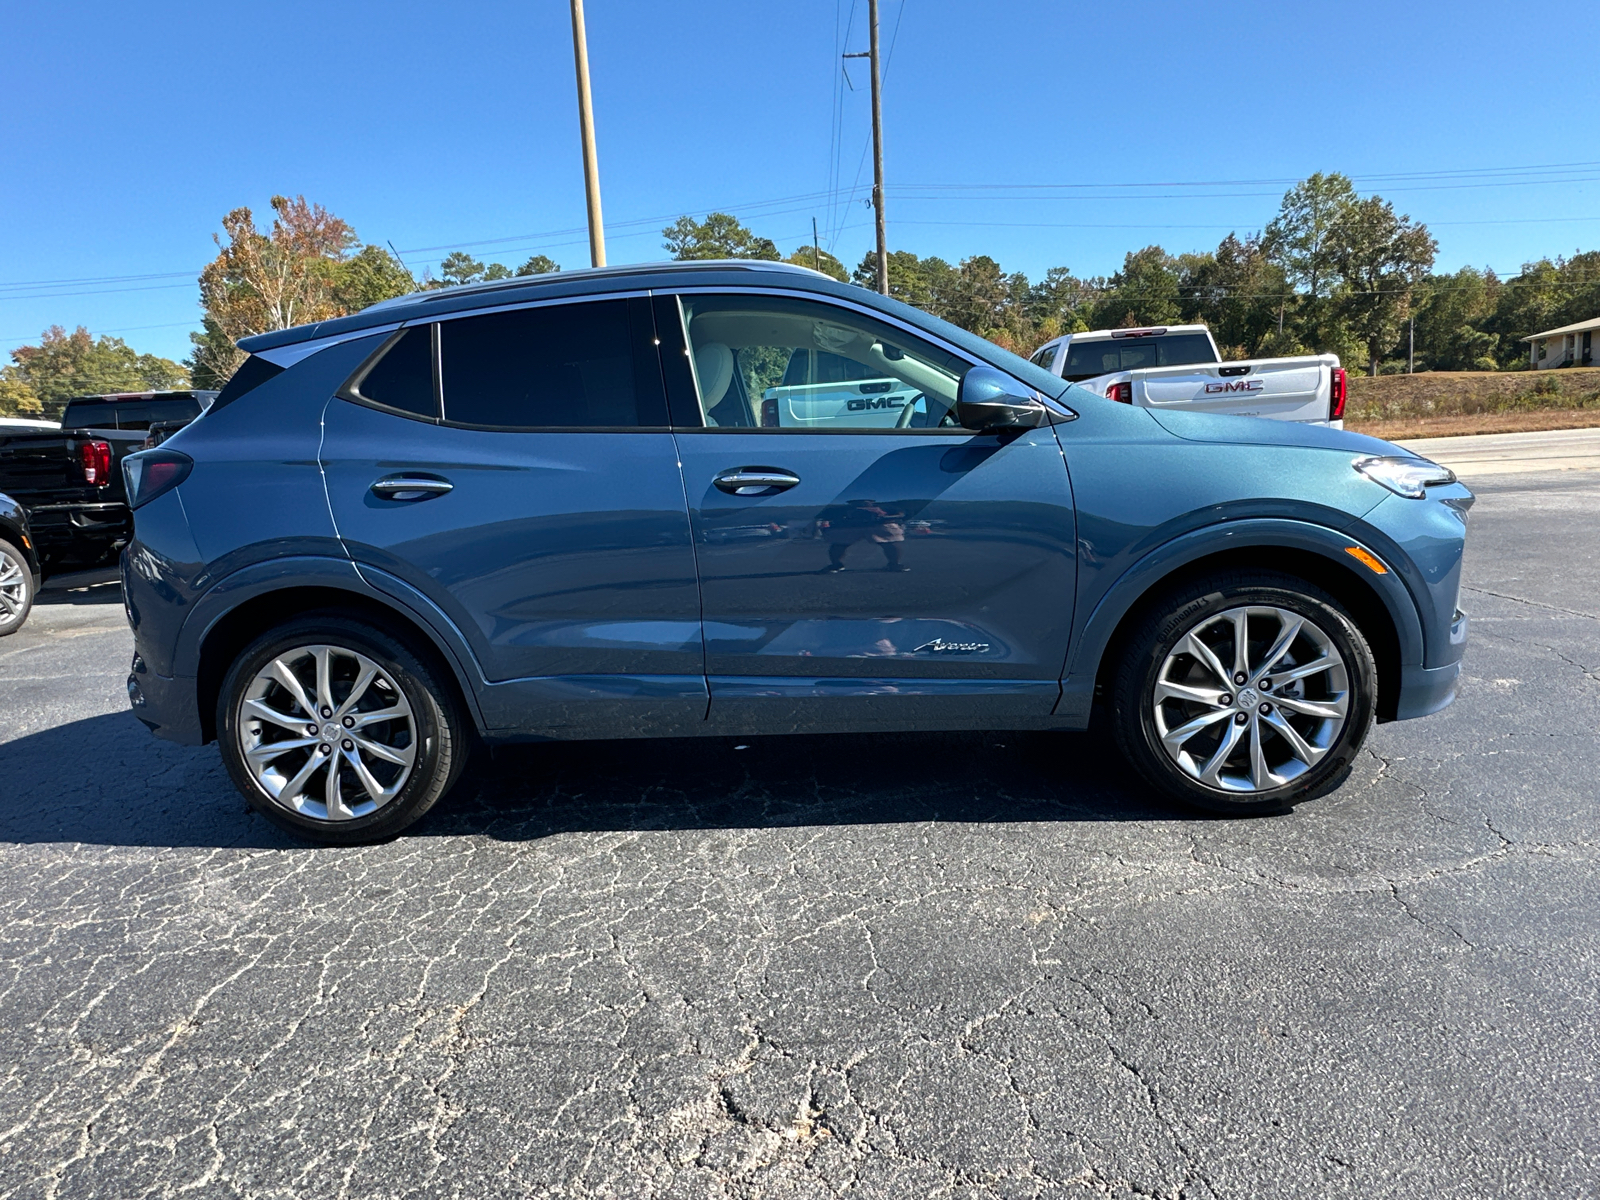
[1204,380,1264,394]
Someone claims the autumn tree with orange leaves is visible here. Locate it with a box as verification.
[189,195,413,386]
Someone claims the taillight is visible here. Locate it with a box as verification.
[761,398,779,427]
[79,440,112,486]
[1107,382,1133,403]
[1330,367,1347,420]
[122,449,193,510]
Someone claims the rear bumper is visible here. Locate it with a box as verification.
[127,653,205,745]
[27,501,130,559]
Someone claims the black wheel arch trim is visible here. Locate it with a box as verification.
[1057,517,1425,725]
[173,555,491,737]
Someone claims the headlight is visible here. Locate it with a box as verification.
[1352,455,1456,499]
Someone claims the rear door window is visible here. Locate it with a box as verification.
[439,299,666,429]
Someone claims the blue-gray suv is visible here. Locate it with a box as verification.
[120,261,1472,844]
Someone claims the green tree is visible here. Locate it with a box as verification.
[1411,267,1500,371]
[784,245,848,282]
[1095,246,1182,328]
[1329,197,1437,374]
[852,249,957,316]
[0,377,43,417]
[1264,173,1358,350]
[332,244,415,313]
[1180,234,1293,357]
[7,326,189,418]
[190,195,370,386]
[516,255,560,276]
[438,251,487,287]
[663,213,780,261]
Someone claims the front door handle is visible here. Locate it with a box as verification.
[371,475,453,500]
[713,468,801,496]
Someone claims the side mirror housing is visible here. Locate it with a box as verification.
[955,367,1047,432]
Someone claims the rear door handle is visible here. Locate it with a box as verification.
[713,468,801,496]
[371,475,453,500]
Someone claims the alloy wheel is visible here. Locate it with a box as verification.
[1152,605,1350,794]
[0,549,27,621]
[237,644,417,821]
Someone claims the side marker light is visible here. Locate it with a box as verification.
[1344,546,1388,575]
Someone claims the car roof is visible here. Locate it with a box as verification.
[237,260,839,354]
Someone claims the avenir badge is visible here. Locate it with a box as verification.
[913,638,990,654]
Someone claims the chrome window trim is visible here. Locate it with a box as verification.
[419,287,652,326]
[255,324,402,368]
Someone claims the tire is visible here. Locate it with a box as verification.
[1110,571,1377,816]
[217,614,468,844]
[0,539,35,636]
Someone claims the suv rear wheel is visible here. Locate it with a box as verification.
[217,615,467,844]
[1111,571,1377,815]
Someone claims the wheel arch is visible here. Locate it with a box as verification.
[1066,521,1422,727]
[185,564,487,744]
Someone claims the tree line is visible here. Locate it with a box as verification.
[4,175,1598,418]
[667,173,1600,376]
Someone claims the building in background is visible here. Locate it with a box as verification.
[1523,316,1600,369]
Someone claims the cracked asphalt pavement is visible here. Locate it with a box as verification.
[1,469,1596,1199]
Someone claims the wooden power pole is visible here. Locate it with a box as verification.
[846,0,888,294]
[569,0,606,267]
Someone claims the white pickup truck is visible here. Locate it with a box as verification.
[1027,324,1347,427]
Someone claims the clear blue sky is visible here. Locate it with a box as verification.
[3,0,1597,363]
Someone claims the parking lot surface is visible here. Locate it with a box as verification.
[1,466,1596,1199]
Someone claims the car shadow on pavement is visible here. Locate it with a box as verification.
[422,728,1199,842]
[0,714,1199,850]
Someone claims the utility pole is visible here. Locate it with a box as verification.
[1407,316,1415,374]
[844,0,888,295]
[569,0,606,267]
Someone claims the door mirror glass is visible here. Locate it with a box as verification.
[955,367,1046,432]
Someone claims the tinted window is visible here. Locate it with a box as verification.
[115,399,201,431]
[58,401,116,430]
[357,327,436,417]
[1060,333,1217,381]
[440,300,660,428]
[60,397,202,430]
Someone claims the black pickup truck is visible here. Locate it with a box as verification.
[0,391,215,577]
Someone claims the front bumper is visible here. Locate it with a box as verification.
[1395,659,1461,721]
[127,653,205,745]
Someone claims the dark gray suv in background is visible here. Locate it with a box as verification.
[121,261,1471,844]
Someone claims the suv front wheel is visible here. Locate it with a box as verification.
[1111,572,1378,815]
[218,615,467,844]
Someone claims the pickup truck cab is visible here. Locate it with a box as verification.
[0,390,214,576]
[1029,324,1347,427]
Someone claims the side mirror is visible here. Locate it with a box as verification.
[955,367,1047,432]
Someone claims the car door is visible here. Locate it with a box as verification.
[659,290,1078,733]
[319,294,707,738]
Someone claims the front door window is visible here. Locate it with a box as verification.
[680,293,969,430]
